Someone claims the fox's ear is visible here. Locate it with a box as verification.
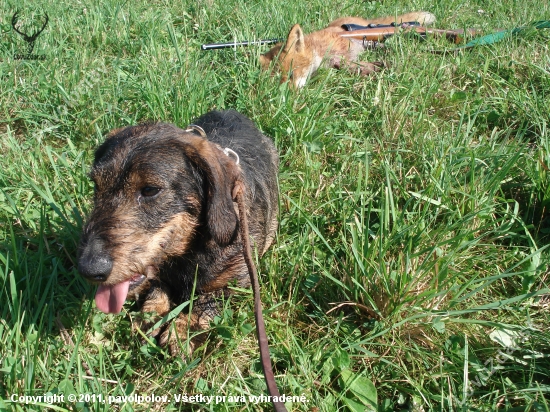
[284,24,305,53]
[259,54,269,68]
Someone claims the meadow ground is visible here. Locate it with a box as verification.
[1,0,549,410]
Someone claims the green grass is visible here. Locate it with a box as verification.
[1,0,550,410]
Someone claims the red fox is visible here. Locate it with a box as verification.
[260,11,436,88]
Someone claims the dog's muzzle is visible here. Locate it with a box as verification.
[78,236,113,282]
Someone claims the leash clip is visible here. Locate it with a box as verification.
[185,124,207,138]
[223,147,240,165]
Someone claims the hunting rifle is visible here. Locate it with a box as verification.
[200,21,481,50]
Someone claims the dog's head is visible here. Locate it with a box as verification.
[78,123,241,314]
[260,24,315,88]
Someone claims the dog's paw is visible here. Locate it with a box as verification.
[159,328,189,357]
[158,319,195,357]
[132,311,163,342]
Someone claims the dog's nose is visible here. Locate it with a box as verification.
[78,237,113,281]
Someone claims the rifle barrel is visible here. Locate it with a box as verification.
[201,38,281,51]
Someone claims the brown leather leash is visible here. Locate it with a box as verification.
[233,181,288,412]
[184,123,287,412]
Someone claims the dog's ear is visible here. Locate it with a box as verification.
[284,24,305,54]
[178,133,240,246]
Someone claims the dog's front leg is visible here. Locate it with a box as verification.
[133,281,172,339]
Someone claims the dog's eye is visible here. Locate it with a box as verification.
[141,186,161,197]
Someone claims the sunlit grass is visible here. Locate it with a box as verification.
[1,0,549,410]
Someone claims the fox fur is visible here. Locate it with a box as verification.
[260,11,436,88]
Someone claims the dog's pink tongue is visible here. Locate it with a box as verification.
[95,281,130,314]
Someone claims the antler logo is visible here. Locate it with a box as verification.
[11,11,49,56]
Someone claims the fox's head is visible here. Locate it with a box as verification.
[260,24,317,88]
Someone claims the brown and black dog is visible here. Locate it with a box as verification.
[78,110,279,355]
